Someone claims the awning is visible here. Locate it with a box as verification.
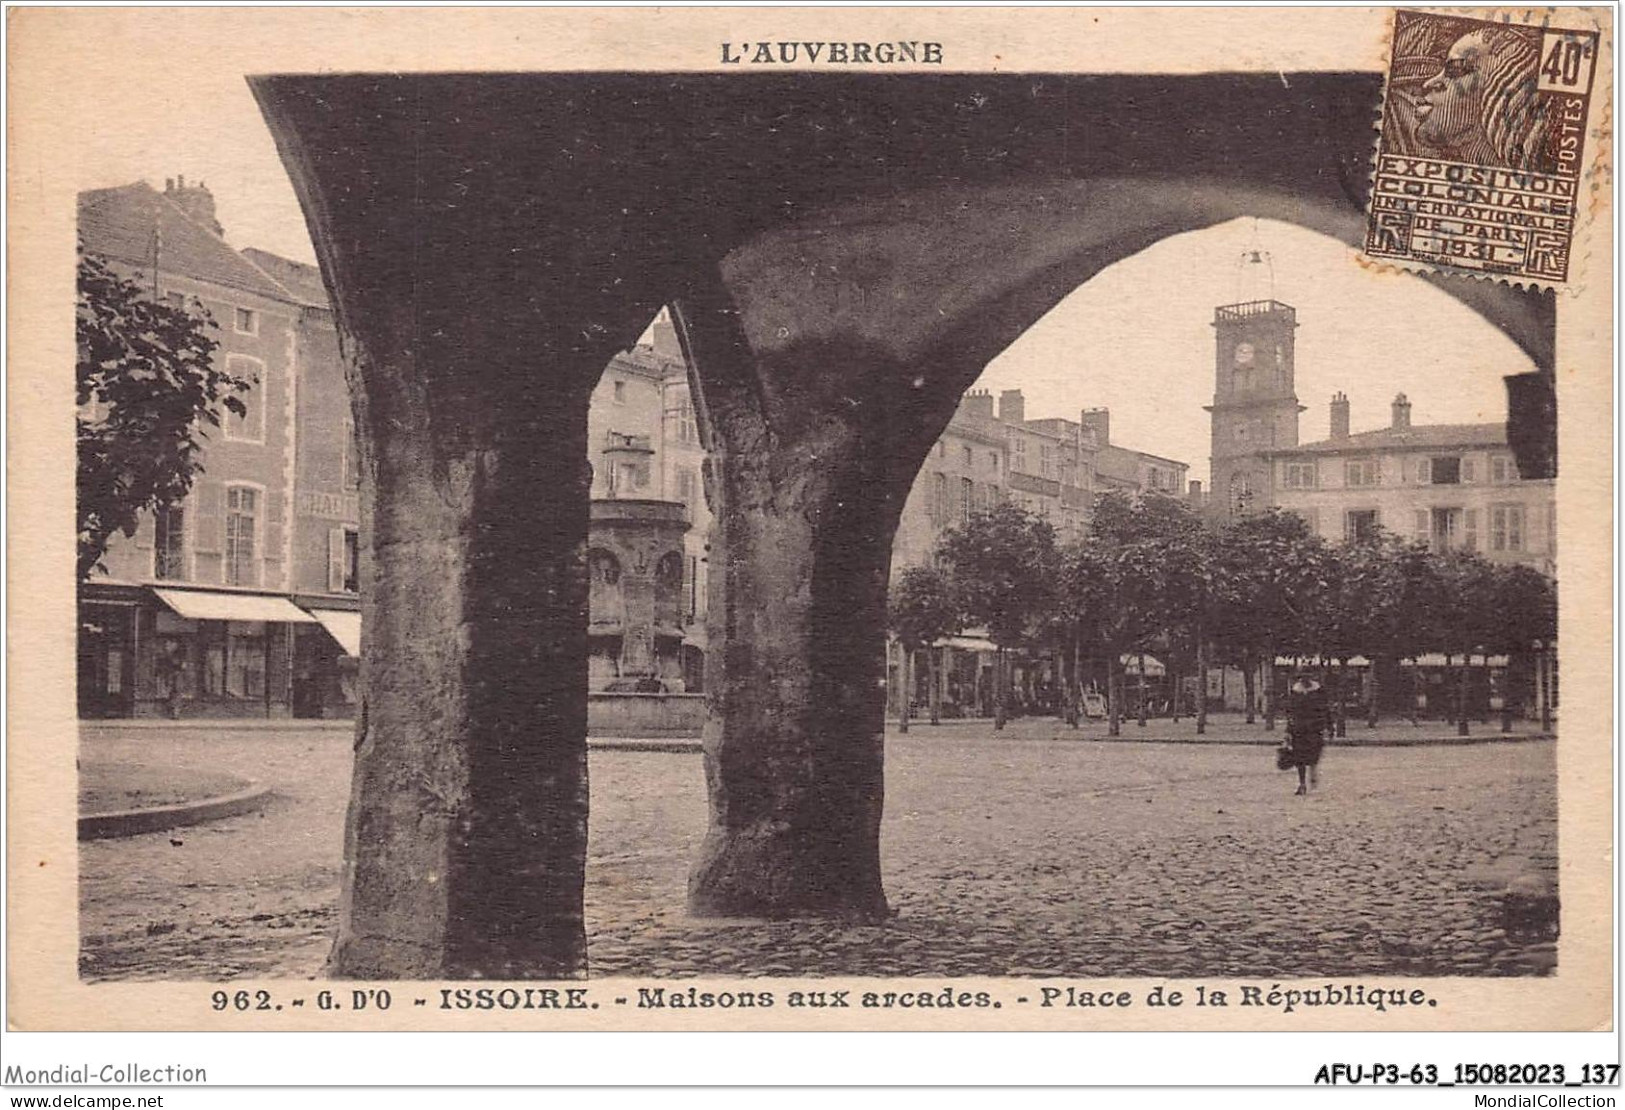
[306,609,361,656]
[1274,655,1371,667]
[1120,654,1166,676]
[153,588,316,624]
[933,635,997,653]
[1402,653,1510,668]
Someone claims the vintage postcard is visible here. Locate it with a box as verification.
[4,3,1615,1072]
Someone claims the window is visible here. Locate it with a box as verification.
[342,418,362,489]
[202,620,266,699]
[990,452,1000,471]
[959,477,973,524]
[665,396,698,445]
[1040,444,1055,479]
[610,460,648,495]
[1428,456,1461,484]
[1464,509,1479,551]
[329,527,360,593]
[1490,455,1519,483]
[1461,457,1477,483]
[224,486,258,586]
[154,506,186,580]
[1491,505,1526,551]
[1282,461,1317,489]
[1011,438,1027,473]
[963,445,973,467]
[1345,458,1378,487]
[676,468,698,510]
[612,379,626,404]
[1233,368,1255,394]
[234,307,259,335]
[932,472,947,524]
[1345,509,1380,543]
[1229,472,1254,516]
[1429,507,1461,550]
[223,354,265,442]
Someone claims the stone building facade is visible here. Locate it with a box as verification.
[588,319,710,692]
[888,386,1189,718]
[1269,394,1556,574]
[77,180,359,719]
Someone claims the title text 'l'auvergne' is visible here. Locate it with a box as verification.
[721,41,944,65]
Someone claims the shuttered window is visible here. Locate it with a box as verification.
[329,527,359,593]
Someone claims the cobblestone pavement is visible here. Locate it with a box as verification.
[78,726,1556,981]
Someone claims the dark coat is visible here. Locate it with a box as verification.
[1285,681,1329,764]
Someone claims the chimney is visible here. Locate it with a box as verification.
[998,388,1025,426]
[1391,392,1412,429]
[1330,392,1350,439]
[1079,407,1110,449]
[1187,478,1204,508]
[960,389,994,420]
[165,175,222,237]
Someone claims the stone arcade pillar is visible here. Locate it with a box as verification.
[675,275,969,921]
[253,76,670,978]
[332,361,599,978]
[680,318,888,918]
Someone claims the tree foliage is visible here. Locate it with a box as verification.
[887,565,961,650]
[928,483,1556,728]
[77,249,249,579]
[935,502,1059,649]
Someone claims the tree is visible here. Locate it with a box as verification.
[1432,549,1501,736]
[1210,509,1329,727]
[1316,534,1405,735]
[1057,491,1209,734]
[1484,563,1557,731]
[887,565,961,731]
[77,248,249,579]
[936,503,1059,729]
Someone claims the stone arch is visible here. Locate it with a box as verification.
[251,70,1555,977]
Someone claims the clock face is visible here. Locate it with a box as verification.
[1233,342,1256,366]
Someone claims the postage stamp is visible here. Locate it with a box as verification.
[1363,10,1603,286]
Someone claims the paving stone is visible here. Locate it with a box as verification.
[78,726,1558,981]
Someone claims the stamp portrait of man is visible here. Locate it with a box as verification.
[1386,17,1554,173]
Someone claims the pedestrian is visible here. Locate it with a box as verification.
[1284,671,1329,795]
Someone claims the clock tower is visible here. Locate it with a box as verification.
[1205,289,1304,521]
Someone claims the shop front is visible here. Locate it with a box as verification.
[76,582,342,719]
[294,603,361,718]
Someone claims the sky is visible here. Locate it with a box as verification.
[972,219,1534,487]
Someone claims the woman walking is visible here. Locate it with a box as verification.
[1285,672,1329,795]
